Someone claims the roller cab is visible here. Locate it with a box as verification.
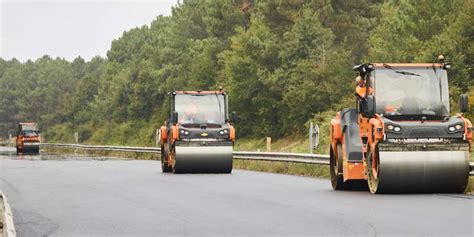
[330,57,472,193]
[16,122,41,155]
[160,90,236,173]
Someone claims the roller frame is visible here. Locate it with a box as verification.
[331,62,473,194]
[161,90,236,174]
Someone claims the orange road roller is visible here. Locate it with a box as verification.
[16,122,41,154]
[159,89,237,173]
[330,56,472,193]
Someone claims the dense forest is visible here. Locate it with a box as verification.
[0,0,473,147]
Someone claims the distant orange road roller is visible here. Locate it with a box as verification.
[330,57,472,193]
[160,90,237,173]
[16,122,41,154]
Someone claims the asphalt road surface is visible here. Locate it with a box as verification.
[0,147,473,237]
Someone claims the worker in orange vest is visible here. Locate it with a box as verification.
[355,75,373,98]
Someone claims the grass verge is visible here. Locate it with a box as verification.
[467,177,473,194]
[234,159,329,178]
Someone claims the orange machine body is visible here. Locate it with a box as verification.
[16,122,41,154]
[329,62,472,190]
[159,90,236,173]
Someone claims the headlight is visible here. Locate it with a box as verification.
[448,124,464,132]
[219,129,229,136]
[386,124,401,132]
[180,129,190,135]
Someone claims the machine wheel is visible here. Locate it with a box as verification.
[331,143,368,191]
[171,147,180,174]
[31,146,40,154]
[16,146,21,155]
[330,144,345,190]
[366,146,381,194]
[161,144,172,173]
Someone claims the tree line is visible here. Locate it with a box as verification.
[0,0,472,146]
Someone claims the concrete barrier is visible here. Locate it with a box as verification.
[0,192,16,237]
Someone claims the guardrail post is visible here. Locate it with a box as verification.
[309,122,313,154]
[266,137,271,152]
[74,132,79,144]
[73,132,79,155]
[8,133,13,147]
[309,122,319,154]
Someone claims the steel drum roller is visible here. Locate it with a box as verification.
[371,150,470,193]
[173,146,233,173]
[22,143,40,154]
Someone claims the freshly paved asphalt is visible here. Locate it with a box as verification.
[0,147,473,236]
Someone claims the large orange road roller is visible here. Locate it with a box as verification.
[16,122,41,154]
[330,56,472,194]
[160,90,237,173]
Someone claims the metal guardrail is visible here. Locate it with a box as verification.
[40,143,330,164]
[471,162,474,176]
[0,192,17,237]
[41,143,161,153]
[0,141,12,147]
[41,143,474,175]
[233,151,329,165]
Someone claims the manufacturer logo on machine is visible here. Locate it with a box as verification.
[201,133,208,137]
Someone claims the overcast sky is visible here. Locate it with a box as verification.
[0,0,176,62]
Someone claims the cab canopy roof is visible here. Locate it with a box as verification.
[18,122,39,131]
[353,63,449,73]
[18,122,37,126]
[372,63,445,68]
[173,90,225,95]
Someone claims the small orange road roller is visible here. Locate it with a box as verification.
[16,122,41,154]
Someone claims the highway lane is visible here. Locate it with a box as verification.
[0,147,473,236]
